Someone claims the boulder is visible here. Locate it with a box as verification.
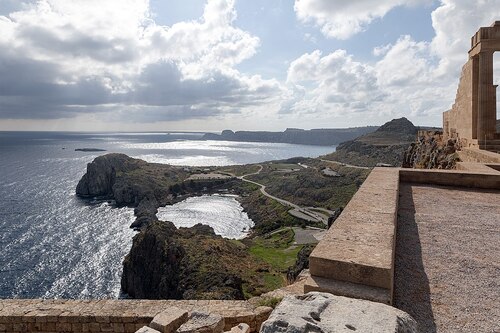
[225,323,250,333]
[259,292,418,333]
[176,312,224,333]
[150,307,189,333]
[136,327,162,333]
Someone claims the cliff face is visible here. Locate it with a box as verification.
[122,220,261,300]
[76,154,189,228]
[403,131,460,169]
[76,153,143,199]
[323,118,419,167]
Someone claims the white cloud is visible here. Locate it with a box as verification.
[285,50,387,116]
[294,0,432,39]
[0,0,281,122]
[285,0,500,126]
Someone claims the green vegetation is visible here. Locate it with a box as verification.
[220,164,261,177]
[247,159,370,210]
[238,191,306,235]
[268,163,301,170]
[257,296,283,309]
[248,229,302,271]
[100,153,371,301]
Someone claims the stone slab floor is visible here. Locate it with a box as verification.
[395,183,499,333]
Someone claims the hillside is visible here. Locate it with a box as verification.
[202,126,378,146]
[76,153,371,300]
[322,118,419,167]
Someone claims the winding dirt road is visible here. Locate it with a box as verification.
[239,165,329,224]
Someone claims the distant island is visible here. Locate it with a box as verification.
[75,148,107,152]
[202,126,378,146]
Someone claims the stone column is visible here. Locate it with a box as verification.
[477,51,496,141]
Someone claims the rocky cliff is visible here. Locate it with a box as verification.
[202,126,378,146]
[403,131,460,169]
[121,220,268,300]
[322,117,419,167]
[76,154,189,228]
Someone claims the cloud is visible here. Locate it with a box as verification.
[285,0,500,125]
[294,0,432,40]
[0,0,281,123]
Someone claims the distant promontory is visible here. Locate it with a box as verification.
[202,127,378,146]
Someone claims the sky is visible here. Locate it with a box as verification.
[0,0,499,132]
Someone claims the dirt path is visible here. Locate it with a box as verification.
[320,159,371,170]
[239,166,329,224]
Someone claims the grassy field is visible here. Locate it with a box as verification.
[219,164,261,177]
[248,228,303,271]
[268,163,301,171]
[239,228,303,296]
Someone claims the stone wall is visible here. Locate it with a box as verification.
[445,58,477,145]
[0,299,271,333]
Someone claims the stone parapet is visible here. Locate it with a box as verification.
[0,299,270,333]
[399,167,500,189]
[305,167,400,305]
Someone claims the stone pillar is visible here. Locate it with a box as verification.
[477,51,496,141]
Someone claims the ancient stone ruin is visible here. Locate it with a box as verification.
[443,21,500,152]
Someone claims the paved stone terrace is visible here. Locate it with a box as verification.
[0,299,271,333]
[395,183,500,333]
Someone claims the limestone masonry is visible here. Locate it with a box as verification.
[444,21,500,151]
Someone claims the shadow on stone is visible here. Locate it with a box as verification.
[394,183,436,333]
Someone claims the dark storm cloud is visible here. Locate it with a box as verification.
[130,61,243,106]
[0,54,120,118]
[17,24,139,64]
[0,55,278,121]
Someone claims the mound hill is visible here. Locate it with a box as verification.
[322,118,419,167]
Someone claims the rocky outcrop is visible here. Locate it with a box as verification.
[260,292,418,333]
[76,154,188,228]
[122,220,266,300]
[403,131,460,169]
[76,153,141,199]
[202,127,378,146]
[286,245,314,283]
[323,118,419,167]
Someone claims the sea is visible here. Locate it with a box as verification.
[0,131,335,299]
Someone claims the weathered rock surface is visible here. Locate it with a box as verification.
[403,131,460,169]
[137,326,162,333]
[177,312,224,333]
[121,220,266,300]
[259,292,418,333]
[150,307,188,333]
[225,323,250,333]
[286,245,314,283]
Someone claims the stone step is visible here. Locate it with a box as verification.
[304,275,391,305]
